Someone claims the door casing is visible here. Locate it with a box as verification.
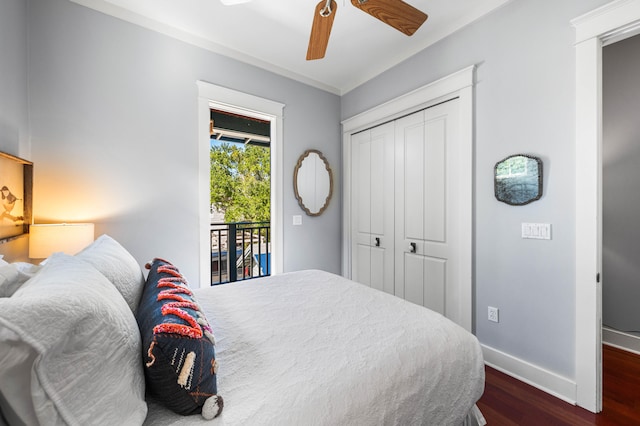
[341,66,475,332]
[572,0,640,413]
[197,81,284,288]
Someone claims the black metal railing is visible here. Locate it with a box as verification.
[210,221,270,285]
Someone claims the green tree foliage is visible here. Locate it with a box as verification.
[210,143,270,223]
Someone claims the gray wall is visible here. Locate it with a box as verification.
[603,34,640,332]
[24,0,342,283]
[0,0,30,260]
[0,0,29,157]
[342,0,609,379]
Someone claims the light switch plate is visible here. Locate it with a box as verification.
[293,215,302,226]
[522,223,551,240]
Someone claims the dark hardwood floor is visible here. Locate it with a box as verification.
[477,345,640,425]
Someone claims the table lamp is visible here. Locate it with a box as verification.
[28,223,95,259]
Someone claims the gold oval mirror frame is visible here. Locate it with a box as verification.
[293,149,333,216]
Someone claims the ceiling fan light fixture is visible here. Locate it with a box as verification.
[220,0,252,5]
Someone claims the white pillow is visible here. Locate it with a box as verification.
[0,253,147,426]
[76,234,145,314]
[0,262,42,298]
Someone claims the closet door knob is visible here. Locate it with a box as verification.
[410,242,417,253]
[375,237,380,247]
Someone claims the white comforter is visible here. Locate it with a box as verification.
[143,270,484,426]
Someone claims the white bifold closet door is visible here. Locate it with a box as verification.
[351,122,395,295]
[394,99,460,319]
[350,98,461,322]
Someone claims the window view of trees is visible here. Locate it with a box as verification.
[210,142,270,223]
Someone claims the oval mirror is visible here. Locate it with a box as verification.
[494,154,543,206]
[294,149,333,216]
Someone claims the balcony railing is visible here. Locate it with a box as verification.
[210,221,270,285]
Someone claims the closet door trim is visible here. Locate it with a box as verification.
[341,65,475,332]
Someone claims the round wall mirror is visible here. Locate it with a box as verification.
[293,149,333,216]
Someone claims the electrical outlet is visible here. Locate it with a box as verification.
[488,306,499,323]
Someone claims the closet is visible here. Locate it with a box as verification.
[349,98,462,323]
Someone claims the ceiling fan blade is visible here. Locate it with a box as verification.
[350,0,428,36]
[307,0,338,60]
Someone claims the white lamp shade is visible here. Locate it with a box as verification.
[29,223,95,259]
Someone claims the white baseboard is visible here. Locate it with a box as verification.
[603,327,640,355]
[481,344,577,405]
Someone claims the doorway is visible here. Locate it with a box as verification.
[573,0,640,413]
[602,34,640,354]
[197,81,284,288]
[209,109,271,285]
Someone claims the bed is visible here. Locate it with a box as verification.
[0,235,485,426]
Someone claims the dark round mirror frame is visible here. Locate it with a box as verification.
[494,153,543,206]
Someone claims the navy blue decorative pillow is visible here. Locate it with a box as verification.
[136,258,223,419]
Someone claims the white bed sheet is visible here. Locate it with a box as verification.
[143,270,484,425]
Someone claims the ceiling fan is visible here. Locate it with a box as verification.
[307,0,428,60]
[219,0,252,4]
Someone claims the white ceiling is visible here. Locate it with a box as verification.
[71,0,511,94]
